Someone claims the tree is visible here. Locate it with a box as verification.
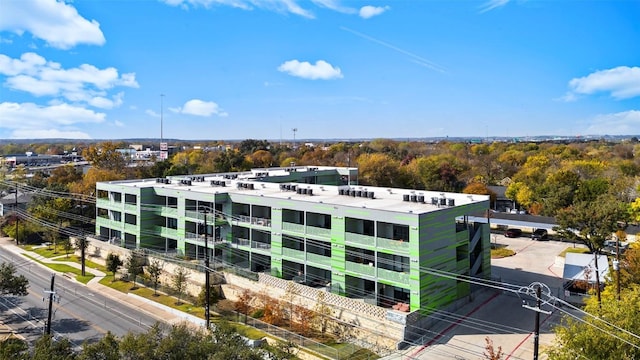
[172,266,190,305]
[76,237,89,277]
[555,194,630,304]
[0,262,29,296]
[61,238,73,258]
[146,259,163,296]
[31,334,76,360]
[313,291,334,335]
[105,253,123,282]
[462,182,497,206]
[0,338,29,360]
[547,285,640,360]
[78,332,119,360]
[125,251,145,289]
[483,336,504,360]
[620,244,640,287]
[82,142,127,171]
[235,288,252,324]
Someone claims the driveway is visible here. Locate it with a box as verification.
[390,235,588,360]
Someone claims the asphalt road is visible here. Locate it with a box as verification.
[0,246,160,348]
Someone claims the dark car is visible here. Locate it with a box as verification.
[504,228,523,238]
[531,229,548,240]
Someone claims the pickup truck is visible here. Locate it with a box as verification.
[602,240,629,255]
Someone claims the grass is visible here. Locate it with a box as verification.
[491,247,516,258]
[558,247,590,258]
[52,254,108,272]
[21,253,95,284]
[31,244,70,258]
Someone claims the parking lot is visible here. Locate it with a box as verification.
[393,233,589,360]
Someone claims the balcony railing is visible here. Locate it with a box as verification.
[282,248,305,261]
[282,222,305,234]
[251,241,271,250]
[377,268,410,284]
[124,203,137,213]
[345,232,375,247]
[306,252,331,266]
[306,225,331,238]
[376,238,410,252]
[345,261,376,277]
[232,238,251,248]
[232,215,271,227]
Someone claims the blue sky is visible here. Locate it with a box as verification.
[0,0,639,140]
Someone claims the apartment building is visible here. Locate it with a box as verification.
[95,166,491,313]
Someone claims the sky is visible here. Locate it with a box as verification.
[0,0,639,141]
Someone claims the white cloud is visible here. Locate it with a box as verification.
[171,99,227,117]
[567,66,640,100]
[278,60,343,80]
[312,0,356,14]
[146,109,159,117]
[0,0,105,49]
[162,0,314,18]
[114,120,125,127]
[584,110,640,135]
[359,5,390,19]
[479,0,510,13]
[0,52,138,107]
[0,102,105,139]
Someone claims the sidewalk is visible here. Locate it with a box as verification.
[0,237,184,325]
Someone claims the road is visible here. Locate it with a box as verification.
[0,246,160,348]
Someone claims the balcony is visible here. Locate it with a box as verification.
[282,248,305,261]
[232,215,271,227]
[377,268,409,284]
[345,233,375,248]
[96,198,111,209]
[231,238,251,248]
[282,222,305,234]
[152,226,178,238]
[95,217,112,228]
[306,253,331,267]
[124,203,137,213]
[376,238,410,253]
[251,241,271,253]
[124,223,137,233]
[159,207,178,217]
[345,261,376,277]
[306,225,331,238]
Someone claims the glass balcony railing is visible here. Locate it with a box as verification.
[376,237,410,252]
[345,261,376,277]
[282,248,305,261]
[377,268,410,284]
[306,252,331,266]
[282,222,305,234]
[345,232,375,247]
[251,241,271,250]
[306,225,331,238]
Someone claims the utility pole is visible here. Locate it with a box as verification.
[533,285,541,360]
[614,241,621,301]
[203,207,210,330]
[45,274,56,335]
[14,182,19,245]
[522,283,550,360]
[594,251,602,308]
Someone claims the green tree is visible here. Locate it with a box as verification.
[547,285,640,360]
[146,259,163,296]
[126,251,145,289]
[31,334,76,360]
[172,266,190,305]
[106,253,123,282]
[82,142,126,171]
[0,338,29,360]
[78,332,119,360]
[0,262,29,296]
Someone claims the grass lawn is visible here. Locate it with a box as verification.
[21,253,95,284]
[31,245,70,258]
[491,247,516,258]
[52,254,108,272]
[558,247,590,257]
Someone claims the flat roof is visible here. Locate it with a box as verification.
[100,168,489,215]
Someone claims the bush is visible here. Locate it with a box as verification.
[251,308,264,318]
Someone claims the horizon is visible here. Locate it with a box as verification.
[1,1,639,140]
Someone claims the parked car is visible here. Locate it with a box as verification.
[602,240,629,255]
[531,229,548,240]
[504,228,523,238]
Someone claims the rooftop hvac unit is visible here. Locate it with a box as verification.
[362,191,368,197]
[280,184,286,191]
[439,198,446,206]
[220,181,225,187]
[210,180,216,186]
[356,190,362,197]
[339,189,345,195]
[350,190,356,197]
[297,188,302,194]
[368,191,375,199]
[403,194,410,202]
[447,198,455,206]
[431,197,439,205]
[307,189,313,196]
[248,183,254,190]
[410,195,417,202]
[164,179,171,184]
[417,195,425,203]
[302,188,308,195]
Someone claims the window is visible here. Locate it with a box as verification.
[125,213,137,225]
[125,193,137,204]
[167,196,177,208]
[111,192,122,202]
[167,217,178,229]
[110,211,121,222]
